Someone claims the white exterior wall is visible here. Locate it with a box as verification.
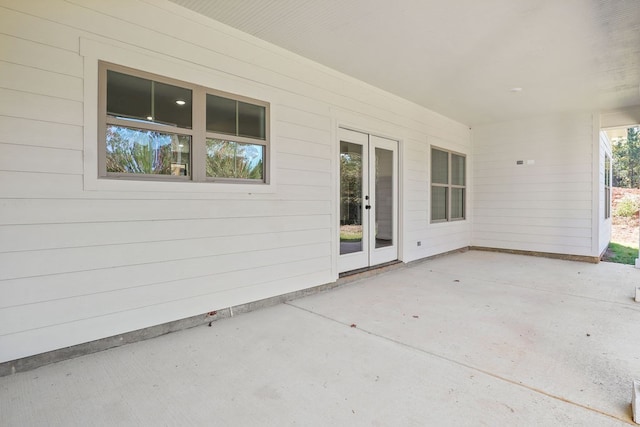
[471,113,599,257]
[0,0,471,362]
[598,131,613,256]
[402,136,473,260]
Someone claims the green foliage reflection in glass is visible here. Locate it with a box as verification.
[206,139,263,179]
[340,146,362,225]
[106,125,190,176]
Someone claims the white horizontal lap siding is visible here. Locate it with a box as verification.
[0,0,470,362]
[0,215,330,253]
[472,113,595,257]
[0,242,331,309]
[275,113,333,191]
[403,133,473,262]
[0,255,331,337]
[0,199,331,224]
[0,48,84,190]
[0,269,330,362]
[402,140,429,246]
[0,228,330,281]
[0,116,83,151]
[0,34,83,77]
[0,144,83,175]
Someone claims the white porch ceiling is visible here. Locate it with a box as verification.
[169,0,640,126]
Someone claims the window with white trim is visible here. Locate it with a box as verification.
[431,147,466,222]
[99,62,269,183]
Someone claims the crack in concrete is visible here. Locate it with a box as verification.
[286,301,635,425]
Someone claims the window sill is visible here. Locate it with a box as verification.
[84,176,276,194]
[430,219,467,225]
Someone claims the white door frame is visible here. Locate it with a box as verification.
[338,127,398,273]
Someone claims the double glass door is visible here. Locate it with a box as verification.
[338,128,398,273]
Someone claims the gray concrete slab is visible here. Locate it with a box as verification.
[1,251,638,426]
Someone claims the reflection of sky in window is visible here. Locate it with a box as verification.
[242,143,262,168]
[207,140,263,168]
[106,127,172,152]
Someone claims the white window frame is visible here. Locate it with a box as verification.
[430,146,466,223]
[99,61,270,184]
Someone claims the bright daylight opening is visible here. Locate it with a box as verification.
[602,125,640,265]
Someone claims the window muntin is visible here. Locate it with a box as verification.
[100,62,269,183]
[431,148,466,222]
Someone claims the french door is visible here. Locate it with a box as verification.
[338,128,398,273]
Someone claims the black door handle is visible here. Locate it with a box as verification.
[365,205,371,210]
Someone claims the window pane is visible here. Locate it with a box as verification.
[238,102,266,139]
[107,70,151,121]
[451,188,465,219]
[107,71,192,129]
[431,148,448,184]
[154,81,192,129]
[206,94,236,135]
[340,141,363,254]
[451,154,465,186]
[206,139,264,180]
[375,147,393,248]
[431,186,448,221]
[106,125,191,176]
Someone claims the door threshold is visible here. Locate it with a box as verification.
[338,260,402,279]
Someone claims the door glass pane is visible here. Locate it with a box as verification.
[375,148,393,248]
[340,141,363,255]
[451,188,465,219]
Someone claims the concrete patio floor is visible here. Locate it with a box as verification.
[1,251,639,426]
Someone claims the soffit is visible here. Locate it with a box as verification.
[169,0,640,127]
